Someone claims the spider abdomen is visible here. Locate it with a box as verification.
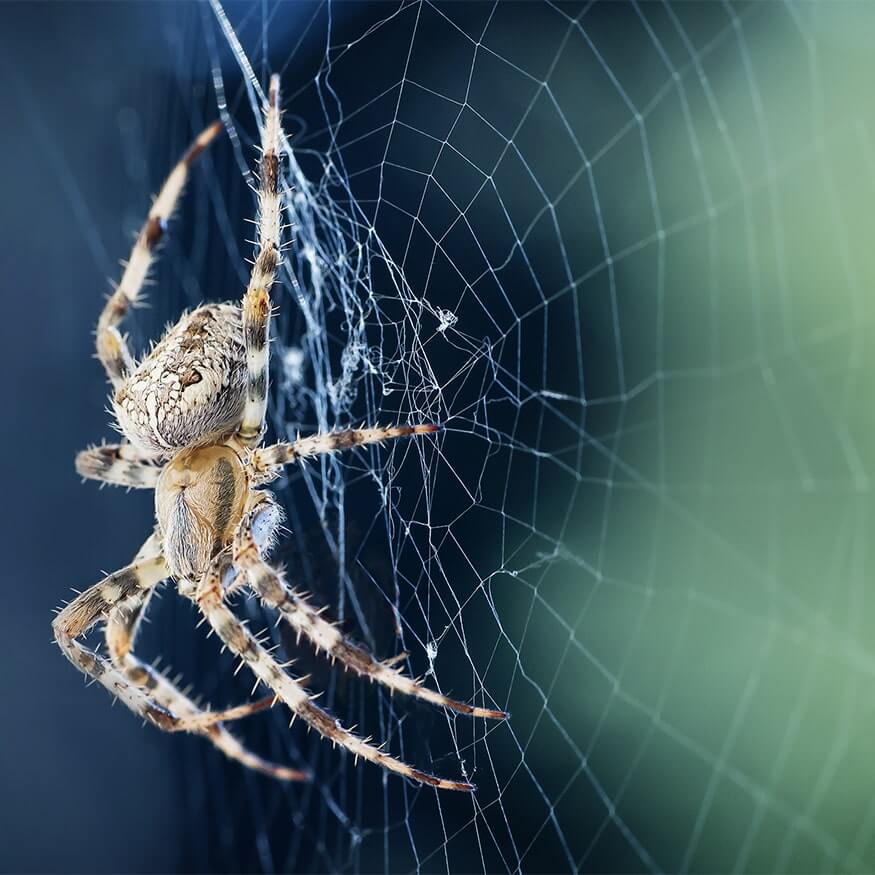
[113,303,246,454]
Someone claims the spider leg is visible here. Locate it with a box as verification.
[76,442,164,489]
[96,120,224,388]
[248,424,442,483]
[233,506,507,720]
[54,534,307,781]
[103,579,305,781]
[238,74,283,446]
[53,543,178,727]
[193,562,475,792]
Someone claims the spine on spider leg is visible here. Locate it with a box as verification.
[239,74,284,445]
[75,444,161,489]
[52,557,175,728]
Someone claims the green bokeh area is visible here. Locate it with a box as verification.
[505,3,875,871]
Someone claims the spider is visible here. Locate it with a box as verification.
[53,76,506,792]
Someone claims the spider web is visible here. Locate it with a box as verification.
[109,1,875,872]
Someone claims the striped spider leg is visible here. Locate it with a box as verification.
[238,73,282,446]
[95,119,223,389]
[53,532,307,781]
[76,442,164,489]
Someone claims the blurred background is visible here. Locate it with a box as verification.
[1,1,874,873]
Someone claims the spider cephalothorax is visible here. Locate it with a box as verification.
[54,76,506,791]
[155,445,249,580]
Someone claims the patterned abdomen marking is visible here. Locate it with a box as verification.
[113,304,246,454]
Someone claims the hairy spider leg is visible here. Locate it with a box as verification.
[96,120,224,388]
[239,74,283,445]
[104,583,304,779]
[194,562,476,792]
[53,534,307,781]
[233,504,507,720]
[249,424,442,483]
[54,545,179,724]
